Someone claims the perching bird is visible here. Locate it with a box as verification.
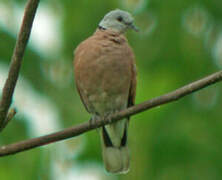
[73,9,137,174]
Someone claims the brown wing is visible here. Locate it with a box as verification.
[128,61,137,108]
[126,47,137,123]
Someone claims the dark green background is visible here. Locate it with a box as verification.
[0,0,222,179]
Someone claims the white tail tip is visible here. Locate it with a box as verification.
[102,146,130,174]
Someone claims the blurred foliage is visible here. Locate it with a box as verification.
[0,0,222,179]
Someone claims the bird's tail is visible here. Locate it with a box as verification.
[100,118,129,174]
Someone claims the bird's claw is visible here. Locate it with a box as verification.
[103,113,113,124]
[89,116,99,127]
[90,112,115,127]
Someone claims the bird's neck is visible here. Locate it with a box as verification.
[97,25,126,35]
[98,25,106,31]
[94,28,127,45]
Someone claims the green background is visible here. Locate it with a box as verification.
[0,0,222,179]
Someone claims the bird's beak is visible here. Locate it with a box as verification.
[129,23,139,32]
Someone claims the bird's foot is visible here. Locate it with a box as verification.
[103,112,114,124]
[89,115,100,127]
[89,111,116,127]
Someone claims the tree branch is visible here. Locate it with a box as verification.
[0,70,221,157]
[0,108,16,132]
[0,0,40,130]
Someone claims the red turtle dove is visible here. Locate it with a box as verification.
[73,9,138,174]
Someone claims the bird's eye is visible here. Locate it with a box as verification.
[117,16,123,22]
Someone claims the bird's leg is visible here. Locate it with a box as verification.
[89,111,116,127]
[89,115,106,133]
[104,112,116,124]
[89,115,100,127]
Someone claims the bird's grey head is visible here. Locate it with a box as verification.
[99,9,138,34]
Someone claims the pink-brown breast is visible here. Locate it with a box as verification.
[74,29,137,115]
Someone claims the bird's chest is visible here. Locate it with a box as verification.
[78,47,131,94]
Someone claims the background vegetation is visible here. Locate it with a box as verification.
[0,0,222,179]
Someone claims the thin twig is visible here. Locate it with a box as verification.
[0,70,221,157]
[0,0,40,129]
[0,108,16,132]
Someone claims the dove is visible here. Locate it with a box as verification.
[74,9,137,173]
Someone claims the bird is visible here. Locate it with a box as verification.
[73,9,137,174]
